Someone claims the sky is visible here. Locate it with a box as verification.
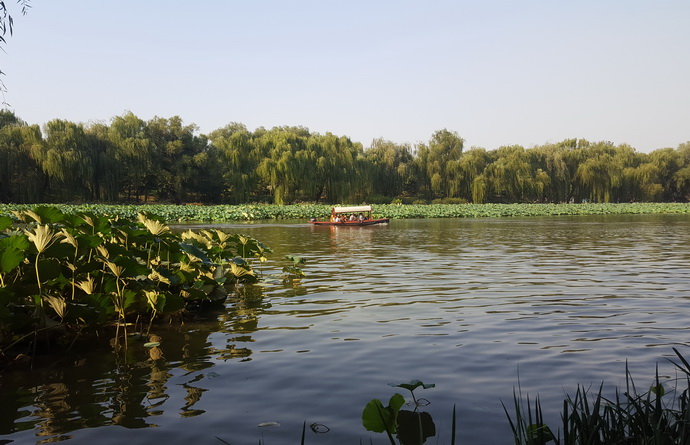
[3,1,689,152]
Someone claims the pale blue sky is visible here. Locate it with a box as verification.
[4,1,689,152]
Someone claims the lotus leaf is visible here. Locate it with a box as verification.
[0,247,24,274]
[362,393,405,433]
[0,215,12,231]
[389,379,436,392]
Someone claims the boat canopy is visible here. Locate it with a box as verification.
[332,205,372,213]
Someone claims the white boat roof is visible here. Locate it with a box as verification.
[333,205,372,213]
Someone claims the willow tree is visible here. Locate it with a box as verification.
[531,143,573,202]
[0,111,44,202]
[254,127,308,204]
[109,112,153,201]
[673,142,690,200]
[36,119,96,201]
[624,162,664,201]
[426,129,464,198]
[312,132,363,203]
[573,142,632,203]
[209,123,260,204]
[187,141,223,203]
[482,145,535,202]
[84,122,119,202]
[471,174,488,203]
[643,147,682,201]
[453,147,490,201]
[363,138,413,199]
[145,115,206,203]
[410,129,465,200]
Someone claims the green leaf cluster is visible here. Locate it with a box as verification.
[0,205,289,351]
[2,110,690,205]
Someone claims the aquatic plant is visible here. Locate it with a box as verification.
[0,205,304,359]
[504,347,690,444]
[2,202,690,223]
[362,379,454,445]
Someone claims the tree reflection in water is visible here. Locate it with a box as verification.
[0,282,301,440]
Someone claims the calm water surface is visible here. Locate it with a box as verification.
[2,215,690,444]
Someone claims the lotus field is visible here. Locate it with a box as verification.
[2,202,690,222]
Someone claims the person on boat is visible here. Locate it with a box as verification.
[358,213,365,222]
[334,214,342,223]
[349,213,356,221]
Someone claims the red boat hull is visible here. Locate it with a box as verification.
[309,218,389,226]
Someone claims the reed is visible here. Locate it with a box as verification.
[504,347,690,445]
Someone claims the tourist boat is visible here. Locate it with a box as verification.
[309,205,389,226]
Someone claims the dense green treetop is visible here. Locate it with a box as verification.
[0,109,688,205]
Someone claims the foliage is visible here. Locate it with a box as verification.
[2,202,690,224]
[363,380,447,445]
[0,205,303,355]
[1,110,690,205]
[504,347,690,445]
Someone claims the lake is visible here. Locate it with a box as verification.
[1,214,690,444]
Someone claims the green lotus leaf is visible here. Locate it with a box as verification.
[179,242,211,264]
[0,247,24,273]
[123,289,140,311]
[389,379,436,391]
[362,399,393,433]
[362,393,405,434]
[0,233,29,251]
[26,205,66,224]
[0,215,13,231]
[111,256,150,278]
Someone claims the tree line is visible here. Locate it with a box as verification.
[1,110,689,205]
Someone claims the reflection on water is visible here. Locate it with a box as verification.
[2,214,690,444]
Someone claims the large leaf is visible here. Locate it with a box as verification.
[154,293,167,312]
[228,263,257,284]
[80,294,115,323]
[0,233,29,251]
[123,289,141,312]
[179,242,211,264]
[24,224,61,254]
[77,234,104,249]
[43,241,76,260]
[362,393,405,433]
[0,246,24,273]
[138,213,171,236]
[30,205,66,224]
[43,295,67,319]
[0,215,13,231]
[362,399,391,433]
[111,256,150,278]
